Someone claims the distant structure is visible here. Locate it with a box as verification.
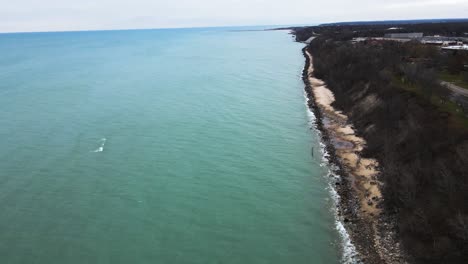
[350,32,467,47]
[351,37,367,44]
[384,33,423,39]
[421,35,464,46]
[442,44,468,51]
[386,27,403,31]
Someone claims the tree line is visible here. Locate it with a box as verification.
[300,23,468,263]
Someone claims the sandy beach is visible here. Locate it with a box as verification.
[306,50,382,217]
[303,48,406,263]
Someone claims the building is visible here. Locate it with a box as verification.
[351,37,367,43]
[384,32,423,39]
[442,45,468,51]
[420,36,463,46]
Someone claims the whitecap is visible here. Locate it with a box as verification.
[92,138,107,153]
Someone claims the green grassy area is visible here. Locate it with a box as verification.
[438,71,468,90]
[395,76,468,128]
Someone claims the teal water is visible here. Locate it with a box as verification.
[0,28,340,263]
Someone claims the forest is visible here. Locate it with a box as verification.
[293,22,468,41]
[294,22,468,263]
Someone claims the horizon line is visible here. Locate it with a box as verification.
[1,17,467,35]
[320,17,468,25]
[0,23,316,35]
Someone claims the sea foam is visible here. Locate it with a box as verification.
[304,93,359,264]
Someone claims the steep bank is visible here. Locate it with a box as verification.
[297,30,468,263]
[302,48,405,263]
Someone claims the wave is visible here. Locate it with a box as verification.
[304,93,359,264]
[92,138,107,153]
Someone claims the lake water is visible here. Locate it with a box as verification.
[0,27,342,263]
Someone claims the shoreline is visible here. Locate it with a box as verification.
[301,47,406,263]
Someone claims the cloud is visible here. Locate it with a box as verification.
[385,0,466,9]
[0,0,467,33]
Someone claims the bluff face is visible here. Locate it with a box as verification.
[294,23,468,263]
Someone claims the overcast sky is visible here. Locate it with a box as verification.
[1,0,468,33]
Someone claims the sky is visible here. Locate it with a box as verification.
[1,0,468,33]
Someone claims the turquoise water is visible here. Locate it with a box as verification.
[0,28,340,263]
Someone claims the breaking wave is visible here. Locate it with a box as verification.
[304,92,359,263]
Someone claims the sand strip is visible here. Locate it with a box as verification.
[305,50,382,216]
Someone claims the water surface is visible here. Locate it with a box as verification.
[0,27,340,263]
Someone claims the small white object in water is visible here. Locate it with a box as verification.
[92,138,107,153]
